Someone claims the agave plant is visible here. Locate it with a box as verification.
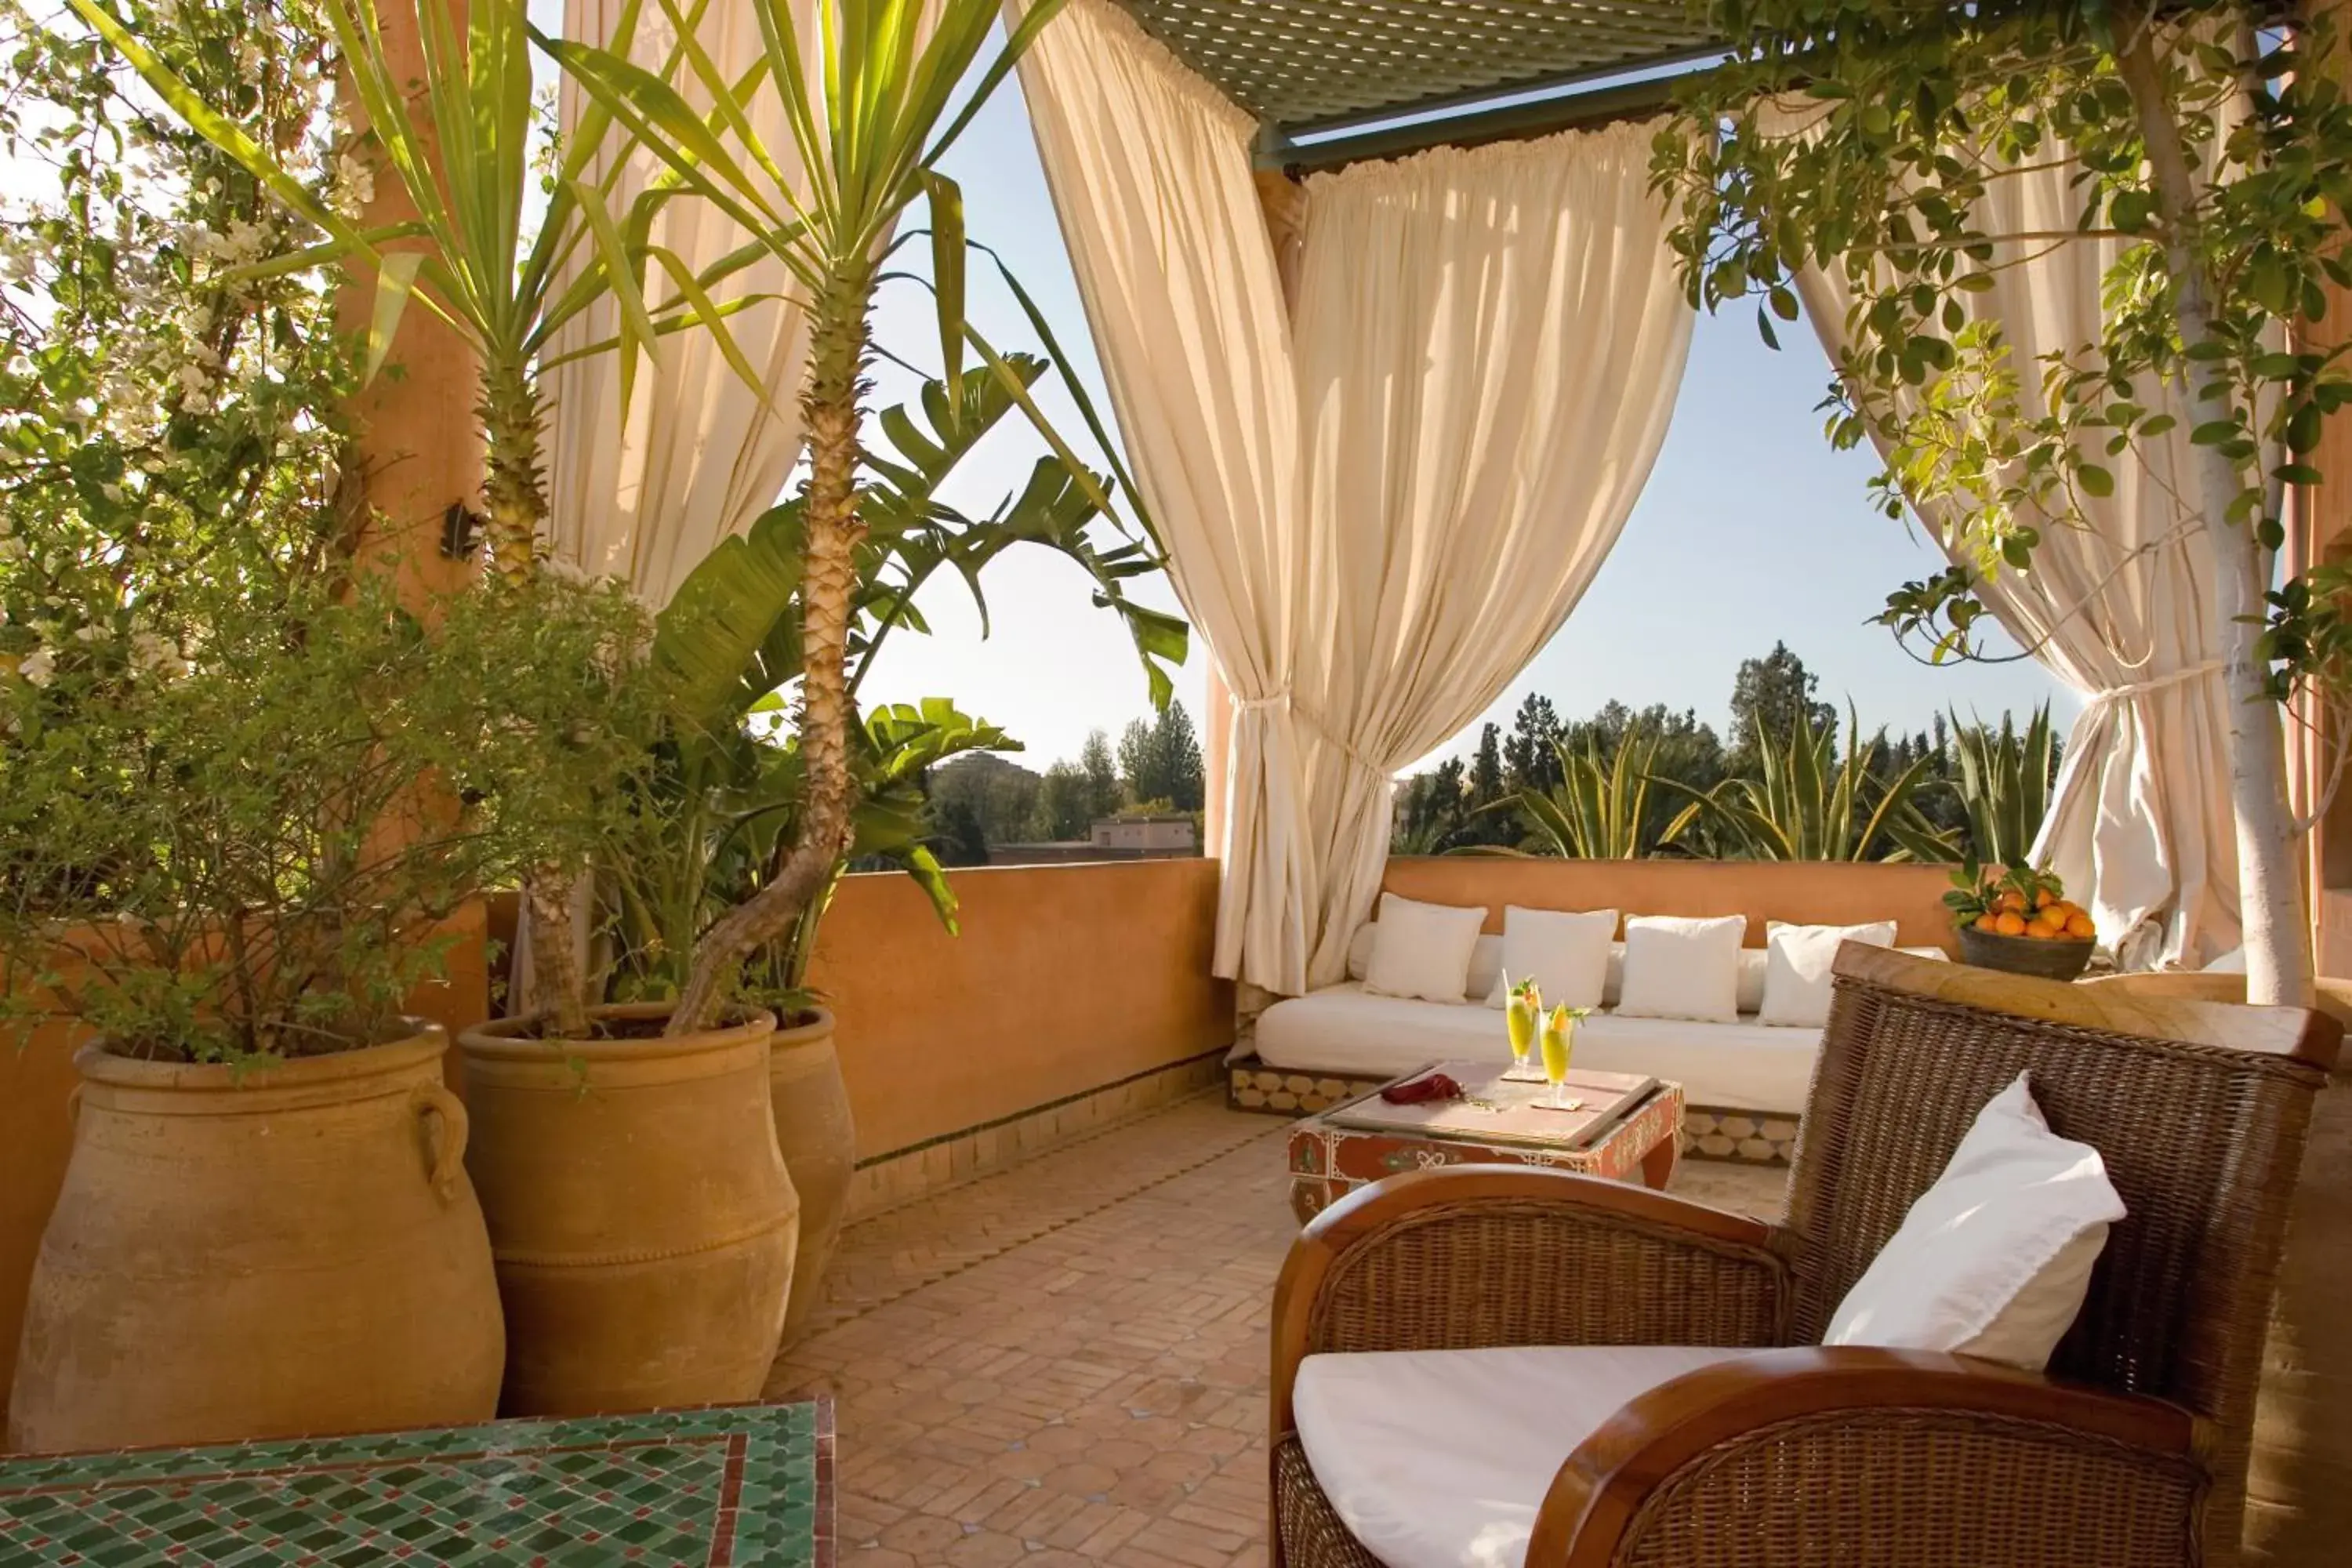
[1949,702,2057,867]
[72,0,759,1033]
[1490,731,1664,859]
[550,0,1183,1032]
[1661,706,1957,862]
[612,363,1175,1007]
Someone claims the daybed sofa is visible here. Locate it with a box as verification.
[1227,858,1959,1163]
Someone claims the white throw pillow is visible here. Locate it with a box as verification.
[1825,1073,2125,1371]
[1757,920,1898,1028]
[1361,894,1488,1005]
[1614,914,1746,1023]
[1483,906,1617,1010]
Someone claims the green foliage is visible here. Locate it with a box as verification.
[1,0,355,632]
[606,362,1159,1008]
[1728,641,1835,764]
[1115,700,1207,812]
[1500,731,1666,860]
[1653,3,2352,706]
[1660,706,1956,863]
[1035,760,1097,841]
[67,0,743,580]
[0,565,656,1063]
[1948,702,2059,869]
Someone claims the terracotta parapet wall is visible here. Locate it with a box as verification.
[807,857,1235,1163]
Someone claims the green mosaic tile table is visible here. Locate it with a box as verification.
[0,1397,832,1567]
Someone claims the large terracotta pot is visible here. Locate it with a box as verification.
[2087,971,2352,1567]
[769,1007,855,1341]
[458,1004,798,1417]
[6,1025,502,1454]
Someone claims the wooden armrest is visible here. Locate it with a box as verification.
[1532,1346,2204,1568]
[1270,1165,1792,1439]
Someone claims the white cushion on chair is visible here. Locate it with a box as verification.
[1824,1072,2125,1370]
[1294,1345,1765,1568]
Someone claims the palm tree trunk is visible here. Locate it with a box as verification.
[477,358,596,1035]
[2119,28,2312,1006]
[479,358,545,587]
[668,272,873,1035]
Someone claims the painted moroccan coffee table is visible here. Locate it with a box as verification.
[1287,1062,1685,1223]
[0,1398,832,1566]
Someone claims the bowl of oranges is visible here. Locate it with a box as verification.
[1947,862,2098,982]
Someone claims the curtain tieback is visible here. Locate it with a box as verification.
[2086,659,2227,706]
[1232,688,1388,779]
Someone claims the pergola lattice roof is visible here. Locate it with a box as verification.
[1109,0,1720,138]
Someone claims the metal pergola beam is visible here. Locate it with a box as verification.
[1256,47,1722,173]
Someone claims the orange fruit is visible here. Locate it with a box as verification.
[1973,913,2000,933]
[2035,889,2058,909]
[1994,911,2027,937]
[2063,913,2096,939]
[1998,891,2027,913]
[2027,920,2060,941]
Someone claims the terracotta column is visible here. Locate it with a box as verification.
[332,7,483,606]
[331,0,490,1035]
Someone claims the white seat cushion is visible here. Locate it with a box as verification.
[1252,985,1823,1111]
[1295,1345,1764,1568]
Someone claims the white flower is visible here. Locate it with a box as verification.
[130,632,187,681]
[18,648,53,688]
[71,623,102,643]
[175,363,210,397]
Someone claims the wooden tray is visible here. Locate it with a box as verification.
[1326,1062,1659,1151]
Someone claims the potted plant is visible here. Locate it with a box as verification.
[600,361,1174,1340]
[0,557,649,1452]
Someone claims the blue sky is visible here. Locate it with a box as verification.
[856,59,2074,773]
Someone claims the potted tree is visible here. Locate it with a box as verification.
[0,559,649,1452]
[604,358,1178,1339]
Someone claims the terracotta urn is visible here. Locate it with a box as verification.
[768,1007,856,1341]
[6,1025,503,1454]
[2087,971,2352,1567]
[458,1003,799,1416]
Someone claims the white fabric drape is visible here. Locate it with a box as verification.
[1018,0,1692,993]
[1288,128,1692,983]
[1790,118,2239,968]
[1013,0,1318,989]
[543,0,818,610]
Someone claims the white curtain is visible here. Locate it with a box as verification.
[1790,120,2240,969]
[1290,128,1693,984]
[1018,0,1692,993]
[543,0,819,610]
[1013,0,1319,991]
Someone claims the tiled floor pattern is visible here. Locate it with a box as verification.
[766,1092,1789,1566]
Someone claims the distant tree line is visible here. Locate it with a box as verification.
[1395,642,2060,866]
[924,700,1207,866]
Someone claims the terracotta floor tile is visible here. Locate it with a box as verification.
[802,1092,1788,1562]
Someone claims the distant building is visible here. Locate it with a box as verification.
[1090,815,1196,855]
[985,814,1200,867]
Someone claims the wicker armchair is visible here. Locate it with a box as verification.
[1269,945,2341,1568]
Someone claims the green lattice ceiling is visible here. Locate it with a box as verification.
[1109,0,1721,135]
